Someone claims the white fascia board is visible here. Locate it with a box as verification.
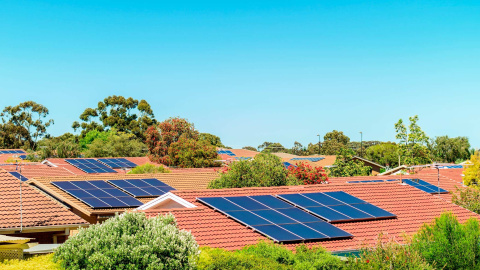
[136,192,196,210]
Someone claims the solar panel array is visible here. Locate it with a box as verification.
[0,150,25,154]
[18,155,28,160]
[347,179,398,183]
[65,159,117,173]
[217,150,235,156]
[52,180,143,208]
[9,172,28,181]
[108,179,175,197]
[277,192,396,223]
[291,157,325,162]
[98,158,138,169]
[438,165,463,169]
[403,179,448,194]
[198,195,352,242]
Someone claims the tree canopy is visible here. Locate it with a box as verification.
[72,95,155,140]
[364,142,399,168]
[146,117,220,168]
[320,130,350,155]
[0,101,54,149]
[395,115,431,165]
[328,148,372,177]
[430,136,472,163]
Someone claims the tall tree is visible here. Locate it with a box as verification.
[0,101,54,149]
[321,130,350,155]
[290,141,307,156]
[145,117,219,167]
[395,115,431,165]
[258,142,286,153]
[72,95,155,140]
[430,136,471,163]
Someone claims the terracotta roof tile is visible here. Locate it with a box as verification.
[145,180,478,252]
[0,169,88,230]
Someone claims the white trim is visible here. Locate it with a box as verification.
[41,160,57,167]
[136,192,196,210]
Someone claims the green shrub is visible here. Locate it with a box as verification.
[452,186,480,214]
[346,233,433,270]
[0,254,60,270]
[128,163,171,174]
[84,132,146,158]
[198,242,345,270]
[208,153,296,189]
[410,212,480,269]
[54,212,199,270]
[197,247,289,270]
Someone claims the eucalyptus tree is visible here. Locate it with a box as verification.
[0,101,54,149]
[72,95,156,140]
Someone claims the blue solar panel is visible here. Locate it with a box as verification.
[18,155,28,160]
[403,179,449,194]
[283,162,297,168]
[198,195,352,242]
[0,150,26,154]
[278,192,396,222]
[291,157,325,162]
[52,180,142,208]
[108,179,176,197]
[65,159,117,173]
[9,172,28,181]
[347,179,399,183]
[97,158,138,169]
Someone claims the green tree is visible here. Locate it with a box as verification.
[258,142,286,153]
[84,132,146,158]
[208,153,296,189]
[72,95,155,140]
[37,133,80,159]
[290,141,307,156]
[0,101,54,149]
[167,136,221,168]
[307,142,320,155]
[54,212,199,270]
[321,130,350,155]
[128,163,170,174]
[328,148,372,177]
[395,115,431,165]
[452,186,480,213]
[78,129,115,150]
[430,136,472,163]
[242,146,257,151]
[410,212,480,270]
[199,133,225,147]
[364,142,399,168]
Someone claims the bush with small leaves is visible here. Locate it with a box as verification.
[54,212,199,270]
[127,163,171,174]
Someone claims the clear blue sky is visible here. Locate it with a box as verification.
[1,1,479,149]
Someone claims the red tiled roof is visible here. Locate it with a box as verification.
[144,180,478,252]
[0,169,88,230]
[1,164,75,178]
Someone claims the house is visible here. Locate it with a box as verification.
[0,169,88,244]
[139,168,476,253]
[25,172,219,224]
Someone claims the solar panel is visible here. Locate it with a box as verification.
[97,158,138,169]
[0,150,26,154]
[52,180,142,208]
[403,179,448,194]
[65,159,117,173]
[277,192,396,222]
[9,172,28,181]
[283,162,297,168]
[291,157,325,162]
[438,165,463,169]
[235,157,251,160]
[197,195,352,242]
[18,155,28,160]
[108,178,175,197]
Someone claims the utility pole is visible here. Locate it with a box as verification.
[317,134,321,155]
[360,132,363,157]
